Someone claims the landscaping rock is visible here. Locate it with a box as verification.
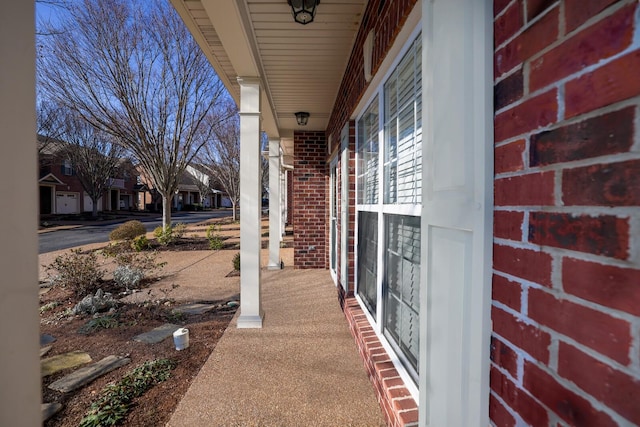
[40,345,52,358]
[41,351,92,377]
[72,288,118,315]
[40,334,56,346]
[49,355,131,393]
[133,323,181,344]
[42,402,63,422]
[227,300,239,308]
[172,302,217,316]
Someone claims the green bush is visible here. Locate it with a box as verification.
[46,248,105,296]
[233,252,240,271]
[40,301,60,314]
[131,235,150,252]
[173,222,187,239]
[153,223,187,245]
[78,314,119,335]
[153,225,174,246]
[80,359,175,427]
[206,224,224,250]
[109,220,146,241]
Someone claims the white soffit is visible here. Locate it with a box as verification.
[171,0,367,155]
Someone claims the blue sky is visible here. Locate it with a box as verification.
[36,1,65,27]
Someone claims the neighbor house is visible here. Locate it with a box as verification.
[38,136,139,216]
[2,1,638,426]
[136,164,226,211]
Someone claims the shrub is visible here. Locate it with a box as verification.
[80,359,175,427]
[172,222,187,239]
[109,220,146,241]
[153,225,174,245]
[46,248,104,296]
[153,223,187,245]
[131,235,150,252]
[113,265,145,289]
[233,252,240,271]
[40,301,60,314]
[78,314,119,335]
[113,251,165,275]
[101,241,128,258]
[206,224,224,250]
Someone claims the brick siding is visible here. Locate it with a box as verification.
[343,297,418,427]
[293,131,328,269]
[492,1,640,425]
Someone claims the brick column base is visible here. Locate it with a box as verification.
[342,297,419,427]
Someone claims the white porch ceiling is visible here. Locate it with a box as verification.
[171,0,367,158]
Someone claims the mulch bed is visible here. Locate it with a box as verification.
[40,275,237,426]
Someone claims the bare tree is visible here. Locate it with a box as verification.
[200,104,241,221]
[36,0,70,36]
[58,111,125,218]
[38,0,227,228]
[260,133,270,200]
[37,100,63,157]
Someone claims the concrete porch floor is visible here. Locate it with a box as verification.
[167,266,386,427]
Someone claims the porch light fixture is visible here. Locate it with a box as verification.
[295,111,310,126]
[287,0,320,25]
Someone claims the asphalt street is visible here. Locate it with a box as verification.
[39,211,232,253]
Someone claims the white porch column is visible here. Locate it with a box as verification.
[267,138,282,269]
[0,2,41,426]
[282,168,289,230]
[237,77,264,328]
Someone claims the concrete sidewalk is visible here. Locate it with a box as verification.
[167,268,386,427]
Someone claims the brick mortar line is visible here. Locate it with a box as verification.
[493,237,639,269]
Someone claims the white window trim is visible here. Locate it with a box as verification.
[340,123,350,291]
[353,6,423,403]
[329,154,339,284]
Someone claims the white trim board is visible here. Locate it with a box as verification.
[419,0,493,426]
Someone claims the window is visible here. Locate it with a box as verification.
[62,159,73,176]
[384,214,420,377]
[356,32,422,385]
[384,37,422,204]
[357,211,378,316]
[357,96,379,205]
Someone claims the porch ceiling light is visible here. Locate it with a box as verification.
[295,111,310,126]
[287,0,319,25]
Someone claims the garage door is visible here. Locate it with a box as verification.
[83,194,103,212]
[56,192,79,214]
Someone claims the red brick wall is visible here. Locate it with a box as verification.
[343,298,419,427]
[293,131,328,269]
[492,1,640,425]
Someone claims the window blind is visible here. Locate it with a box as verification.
[357,96,379,205]
[357,211,378,316]
[383,36,422,205]
[384,214,420,375]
